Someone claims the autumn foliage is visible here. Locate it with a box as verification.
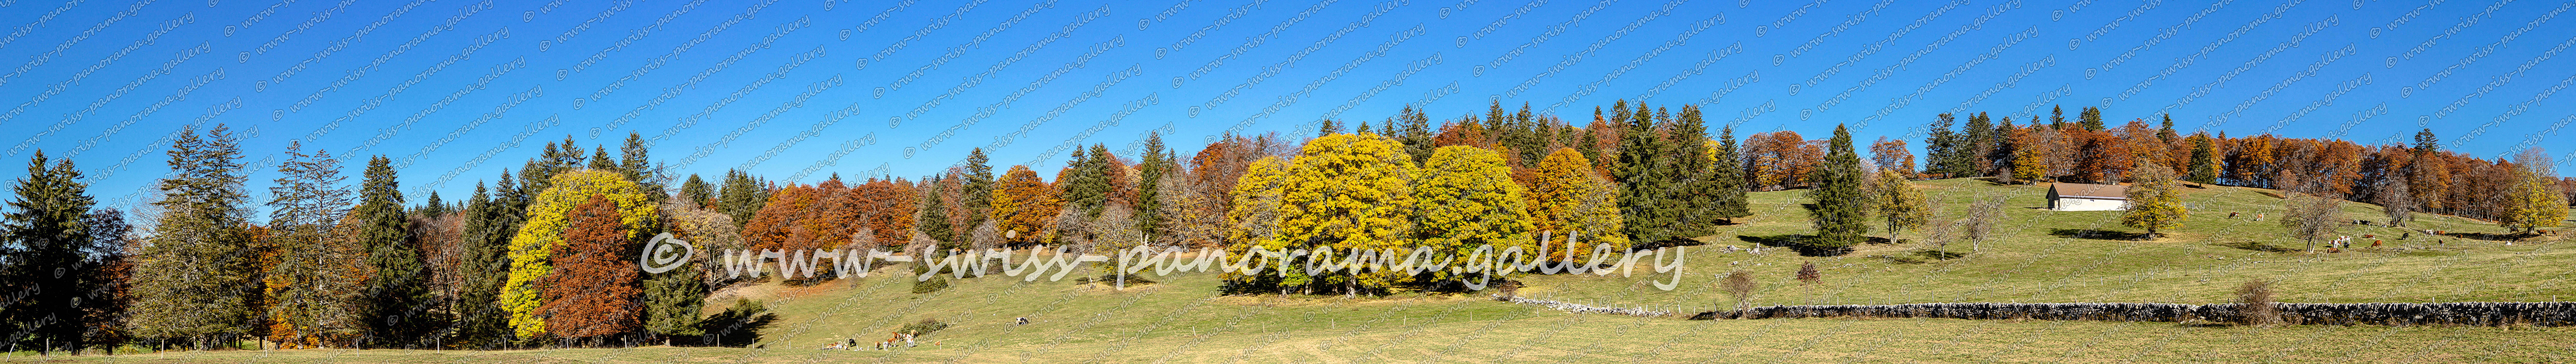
[542,195,643,342]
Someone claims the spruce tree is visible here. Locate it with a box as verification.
[961,148,995,237]
[1923,114,1963,178]
[1611,100,1675,246]
[261,143,364,347]
[618,133,667,203]
[2188,134,2220,184]
[1711,126,1752,224]
[679,174,713,206]
[718,170,764,227]
[356,156,431,347]
[3,151,98,354]
[1132,136,1169,237]
[130,125,260,347]
[2079,106,2105,130]
[1962,113,1996,177]
[453,183,516,348]
[1806,125,1871,255]
[1666,105,1716,238]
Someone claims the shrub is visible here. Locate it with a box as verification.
[2235,279,2280,326]
[1722,270,1757,313]
[1795,262,1821,284]
[896,318,950,337]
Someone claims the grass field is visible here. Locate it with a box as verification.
[19,178,2573,363]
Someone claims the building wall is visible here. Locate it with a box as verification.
[2052,197,2127,211]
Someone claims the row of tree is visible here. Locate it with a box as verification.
[4,102,2564,353]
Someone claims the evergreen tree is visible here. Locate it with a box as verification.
[1610,100,1676,245]
[960,148,995,238]
[259,143,364,348]
[2079,106,2105,130]
[918,182,955,244]
[1709,126,1752,224]
[1962,112,1996,176]
[618,133,666,203]
[2,151,99,354]
[2187,133,2220,184]
[1805,125,1870,254]
[1134,136,1170,238]
[1059,145,1115,217]
[1923,113,1964,177]
[1666,105,1717,239]
[717,170,764,227]
[352,156,432,347]
[2051,105,2067,127]
[452,183,517,347]
[421,192,448,217]
[2122,162,2188,238]
[1398,105,1436,164]
[679,174,713,206]
[129,125,261,347]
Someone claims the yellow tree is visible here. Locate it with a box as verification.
[989,166,1058,246]
[1526,148,1628,259]
[1869,169,1931,241]
[1412,146,1533,286]
[1272,134,1417,293]
[2010,128,2049,183]
[2121,162,2188,238]
[500,169,657,340]
[1220,156,1293,293]
[2498,149,2569,233]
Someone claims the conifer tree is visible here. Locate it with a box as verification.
[354,156,432,346]
[453,183,517,347]
[1709,126,1752,224]
[1611,101,1676,245]
[961,148,995,238]
[129,125,262,347]
[1923,114,1965,178]
[618,133,666,203]
[258,143,365,348]
[2079,106,2105,130]
[2188,133,2220,184]
[679,175,713,206]
[1806,125,1871,254]
[717,170,764,227]
[3,151,101,353]
[1666,105,1717,239]
[2121,163,2188,238]
[1134,136,1171,238]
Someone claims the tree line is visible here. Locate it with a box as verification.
[1,102,2564,354]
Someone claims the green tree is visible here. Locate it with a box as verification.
[258,143,366,347]
[2079,106,2105,130]
[1412,146,1533,288]
[617,133,667,203]
[960,148,995,239]
[1611,101,1681,246]
[1134,136,1172,238]
[452,183,518,348]
[2187,133,2219,185]
[501,169,657,340]
[1805,125,1871,254]
[128,125,262,347]
[716,170,767,227]
[2,151,100,354]
[354,156,433,346]
[679,174,713,206]
[1869,170,1930,241]
[2121,162,2189,238]
[1272,134,1416,295]
[1709,126,1752,224]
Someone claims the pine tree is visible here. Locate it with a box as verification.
[2121,162,2188,238]
[129,125,262,347]
[542,195,643,345]
[1869,170,1930,242]
[3,151,99,353]
[353,156,432,347]
[1709,126,1752,224]
[1806,125,1871,254]
[2187,133,2220,184]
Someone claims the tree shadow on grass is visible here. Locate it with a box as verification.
[2214,240,2299,253]
[2048,228,2151,241]
[1736,234,1888,256]
[696,298,779,347]
[2434,231,2527,241]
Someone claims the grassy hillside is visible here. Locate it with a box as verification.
[32,178,2574,363]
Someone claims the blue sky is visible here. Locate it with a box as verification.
[1,0,2570,211]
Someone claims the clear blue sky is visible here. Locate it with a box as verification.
[1,0,2570,212]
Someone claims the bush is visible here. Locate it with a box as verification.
[1795,262,1821,284]
[2235,279,2280,326]
[896,318,950,337]
[911,276,949,294]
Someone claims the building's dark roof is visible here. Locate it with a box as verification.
[2051,183,2128,200]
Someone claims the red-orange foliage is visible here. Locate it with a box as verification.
[2073,129,2131,183]
[991,166,1059,246]
[743,184,824,251]
[542,195,642,341]
[833,178,916,246]
[1743,131,1821,190]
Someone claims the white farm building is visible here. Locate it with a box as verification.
[2047,183,2128,211]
